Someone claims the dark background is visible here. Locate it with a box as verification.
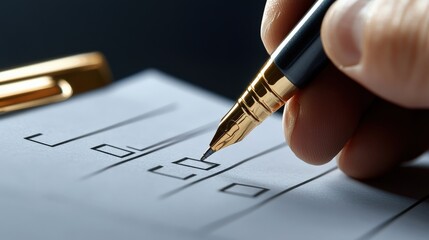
[0,0,268,100]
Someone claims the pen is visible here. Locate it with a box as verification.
[201,0,335,160]
[0,52,111,113]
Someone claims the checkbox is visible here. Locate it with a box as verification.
[173,157,219,171]
[148,165,196,180]
[220,183,269,198]
[91,144,134,158]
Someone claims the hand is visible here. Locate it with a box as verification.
[261,0,429,179]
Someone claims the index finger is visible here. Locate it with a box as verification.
[261,0,315,53]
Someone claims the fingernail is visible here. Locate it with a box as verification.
[322,0,372,67]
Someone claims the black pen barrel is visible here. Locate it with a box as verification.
[272,0,335,88]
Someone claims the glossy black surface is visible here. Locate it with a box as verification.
[273,0,335,88]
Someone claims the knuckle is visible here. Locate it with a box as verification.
[362,0,429,108]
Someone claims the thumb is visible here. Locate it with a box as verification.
[321,0,429,108]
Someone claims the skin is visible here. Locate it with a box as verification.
[261,0,429,179]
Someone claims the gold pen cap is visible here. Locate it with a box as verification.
[0,52,112,113]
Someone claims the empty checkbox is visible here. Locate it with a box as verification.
[173,157,219,171]
[91,144,134,158]
[220,183,268,198]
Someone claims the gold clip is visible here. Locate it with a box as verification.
[0,52,112,113]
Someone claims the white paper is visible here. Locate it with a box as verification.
[0,70,427,240]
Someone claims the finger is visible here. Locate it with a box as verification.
[338,101,429,179]
[321,0,429,108]
[261,0,314,53]
[284,64,374,165]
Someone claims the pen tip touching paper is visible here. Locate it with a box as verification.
[200,148,215,161]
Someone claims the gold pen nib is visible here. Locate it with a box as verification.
[200,148,215,161]
[202,58,296,158]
